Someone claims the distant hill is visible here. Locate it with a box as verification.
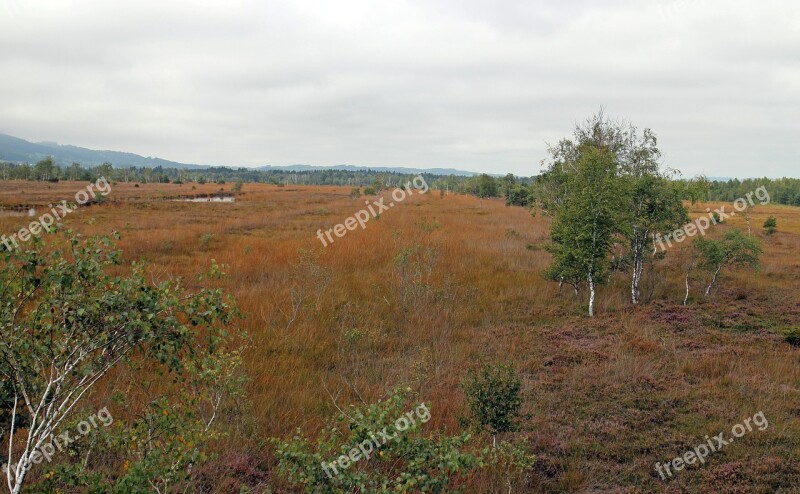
[256,164,481,177]
[0,133,482,176]
[0,133,208,170]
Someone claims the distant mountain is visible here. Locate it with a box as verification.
[256,164,481,177]
[0,133,207,170]
[0,133,482,176]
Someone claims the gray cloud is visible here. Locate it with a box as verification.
[0,0,797,177]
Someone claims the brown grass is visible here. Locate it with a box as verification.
[1,180,798,493]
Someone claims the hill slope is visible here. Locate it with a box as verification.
[0,133,208,169]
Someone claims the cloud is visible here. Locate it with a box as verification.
[0,0,797,177]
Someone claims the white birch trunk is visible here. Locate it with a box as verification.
[684,272,690,306]
[705,265,722,296]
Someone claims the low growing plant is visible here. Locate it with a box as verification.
[272,388,487,493]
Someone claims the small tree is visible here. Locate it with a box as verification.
[763,216,777,236]
[543,253,583,296]
[623,173,688,304]
[546,146,624,316]
[473,174,499,199]
[693,229,761,296]
[33,157,57,182]
[0,230,237,493]
[461,362,523,448]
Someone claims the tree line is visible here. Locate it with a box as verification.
[0,158,482,190]
[2,156,797,207]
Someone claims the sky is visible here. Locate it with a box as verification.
[0,0,798,178]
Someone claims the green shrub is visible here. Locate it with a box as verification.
[272,388,486,493]
[199,233,214,251]
[763,216,777,235]
[782,327,800,346]
[462,361,524,439]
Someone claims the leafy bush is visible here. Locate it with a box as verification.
[0,230,244,493]
[462,362,524,439]
[272,388,486,493]
[763,216,777,235]
[694,229,761,296]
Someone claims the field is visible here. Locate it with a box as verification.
[1,180,798,493]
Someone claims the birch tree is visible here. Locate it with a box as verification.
[0,231,234,493]
[693,229,761,296]
[547,146,623,316]
[623,173,688,304]
[537,110,688,305]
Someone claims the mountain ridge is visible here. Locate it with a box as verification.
[0,133,482,176]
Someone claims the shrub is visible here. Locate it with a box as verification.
[782,327,800,346]
[272,388,486,493]
[0,230,244,493]
[694,229,761,296]
[763,216,777,235]
[461,361,524,442]
[199,233,214,250]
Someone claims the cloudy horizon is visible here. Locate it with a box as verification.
[1,0,798,178]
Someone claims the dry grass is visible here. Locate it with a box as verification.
[1,180,798,493]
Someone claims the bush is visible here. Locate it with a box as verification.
[462,361,524,440]
[763,216,777,235]
[782,327,800,346]
[272,388,486,493]
[199,233,214,250]
[0,230,244,493]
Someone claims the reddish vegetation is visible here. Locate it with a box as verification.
[1,180,798,492]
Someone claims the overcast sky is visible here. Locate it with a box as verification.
[0,0,797,177]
